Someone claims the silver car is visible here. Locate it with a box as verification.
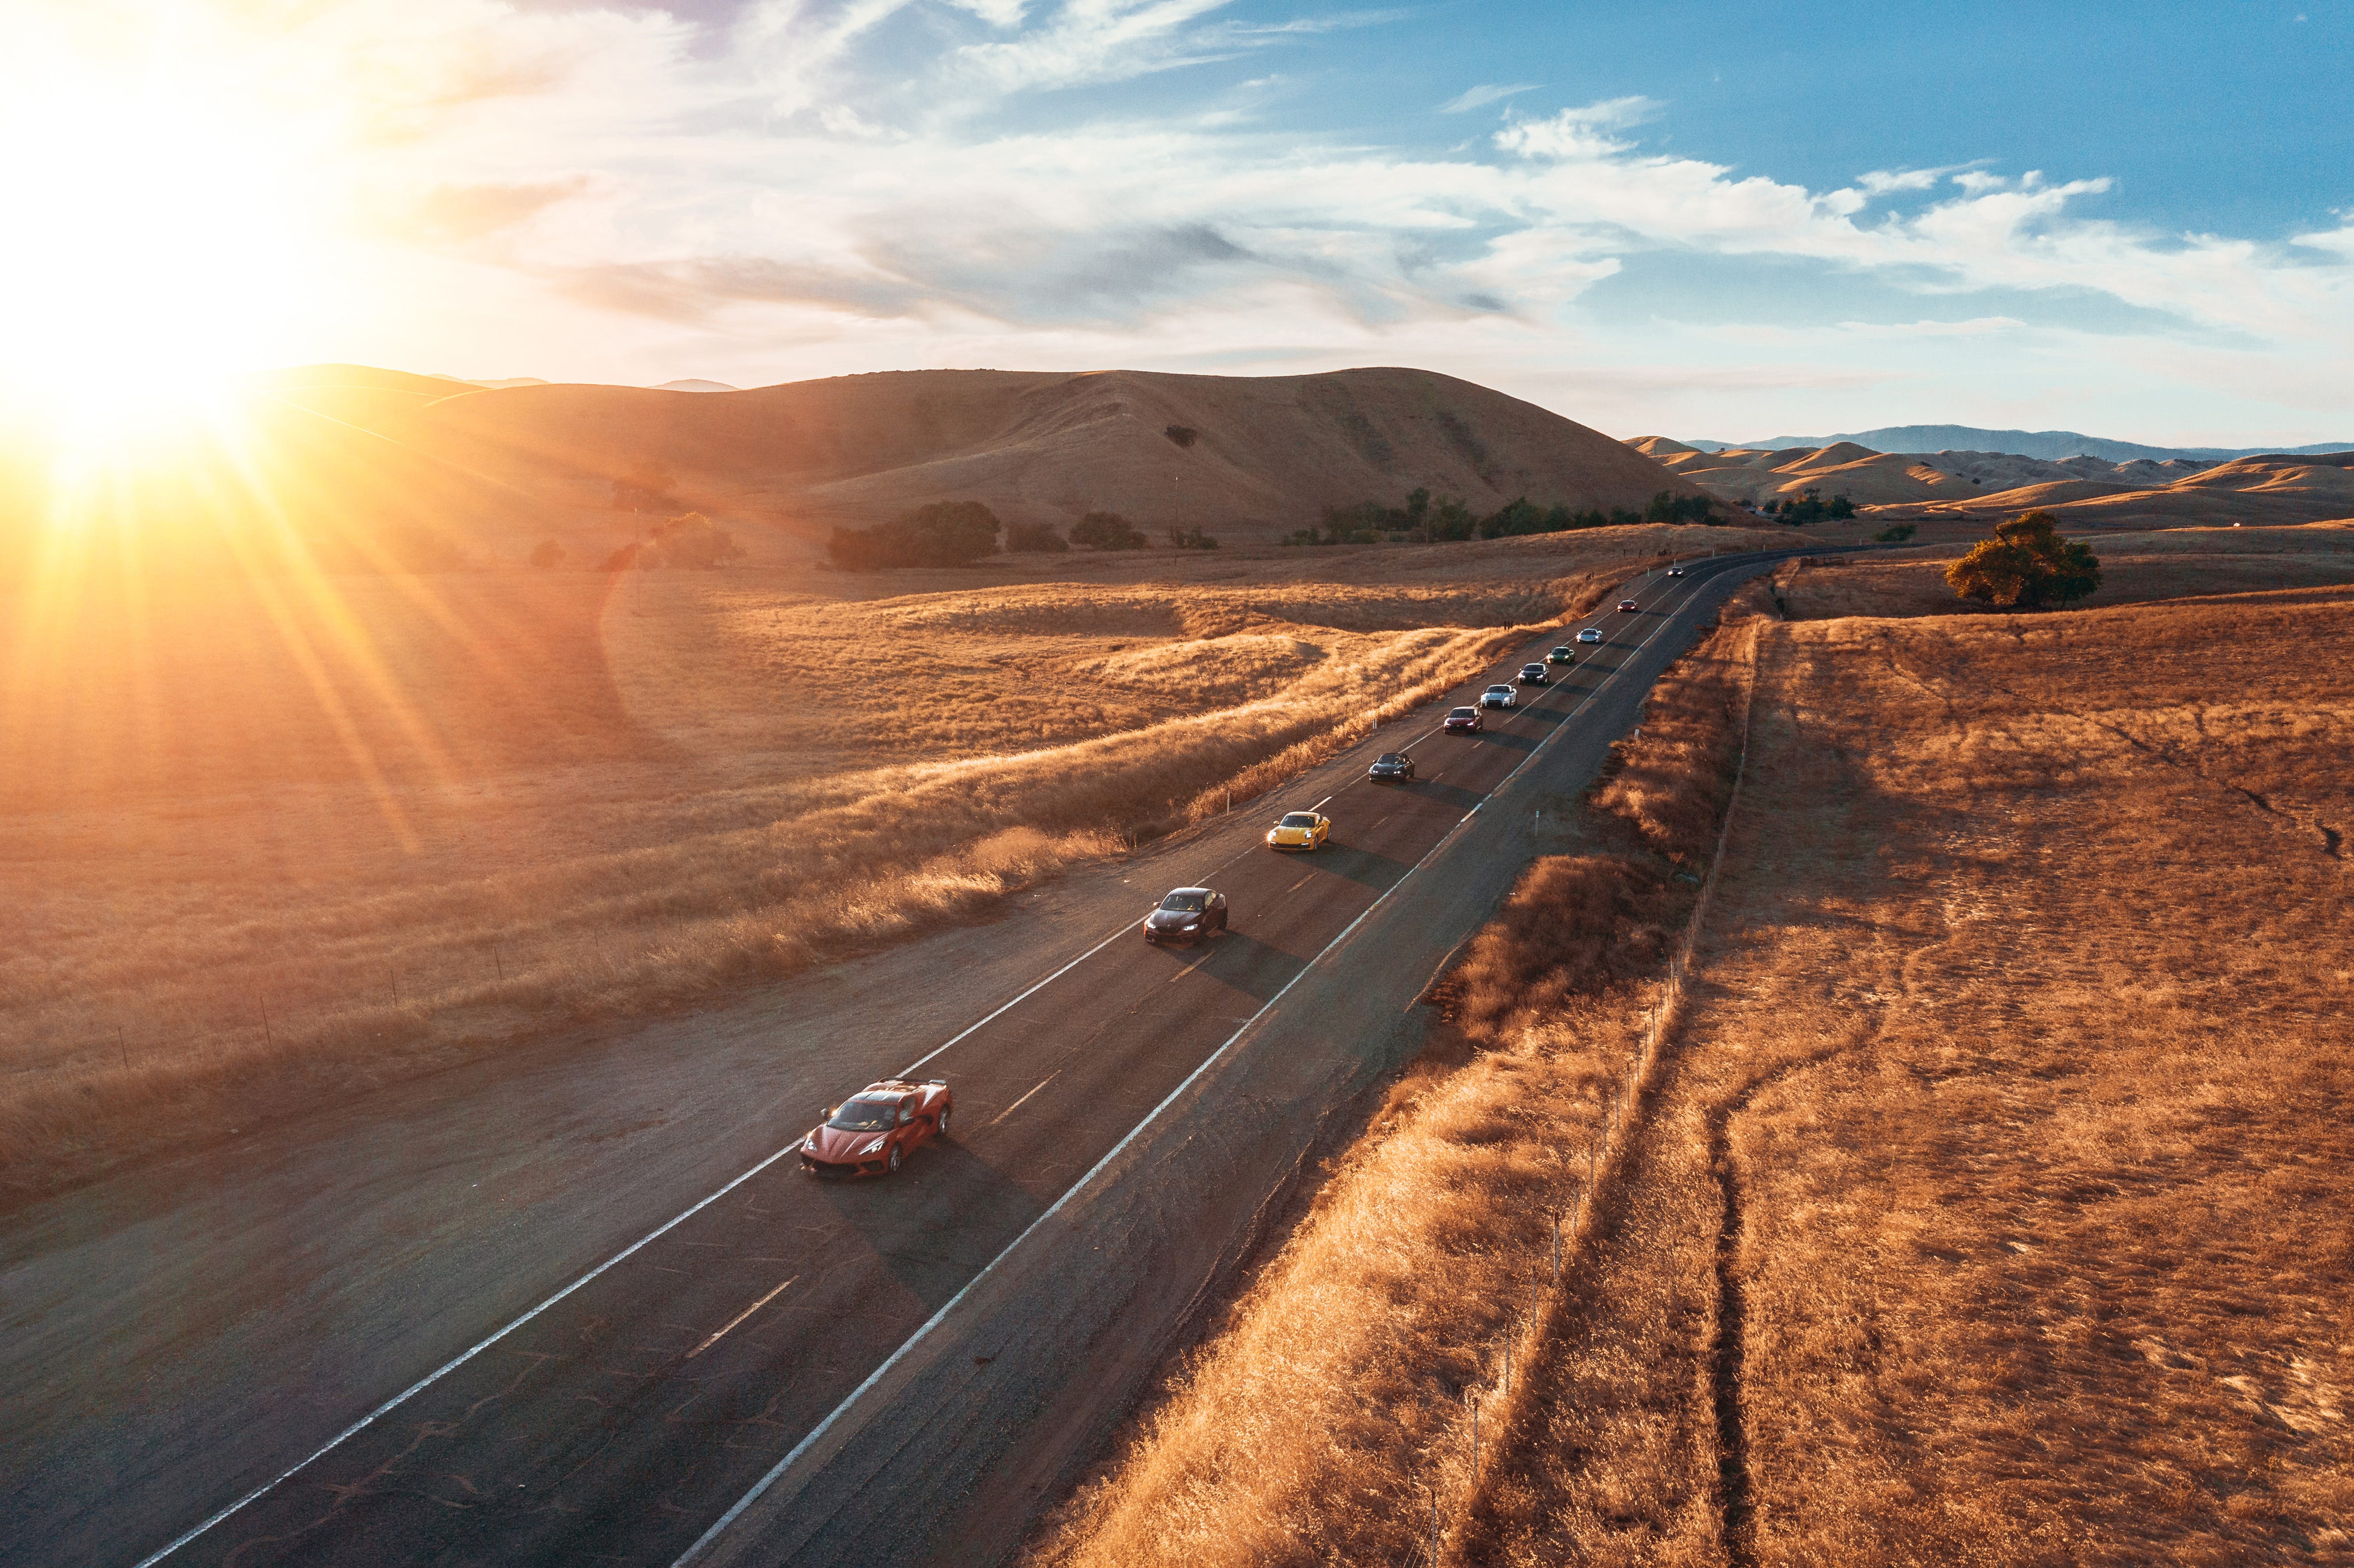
[1480,684,1516,709]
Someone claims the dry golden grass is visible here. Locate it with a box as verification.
[1454,584,2354,1564]
[1033,573,2354,1567]
[1773,521,2354,622]
[1,524,1765,1202]
[1025,610,1762,1568]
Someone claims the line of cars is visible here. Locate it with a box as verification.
[805,579,1683,1177]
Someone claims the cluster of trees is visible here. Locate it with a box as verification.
[1070,511,1147,550]
[599,512,748,570]
[1285,485,1721,546]
[1872,522,1918,543]
[1761,488,1856,524]
[826,503,1210,568]
[826,500,1004,569]
[1946,510,2101,608]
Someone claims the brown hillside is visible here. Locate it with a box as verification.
[1899,451,2354,528]
[386,366,1714,542]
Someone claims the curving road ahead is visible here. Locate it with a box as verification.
[2,547,1829,1568]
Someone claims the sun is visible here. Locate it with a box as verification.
[0,63,325,443]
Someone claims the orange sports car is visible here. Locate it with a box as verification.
[801,1078,954,1177]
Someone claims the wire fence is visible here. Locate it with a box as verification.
[1410,623,1761,1566]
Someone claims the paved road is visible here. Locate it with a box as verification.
[3,547,1824,1568]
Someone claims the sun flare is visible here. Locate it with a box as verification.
[0,63,325,443]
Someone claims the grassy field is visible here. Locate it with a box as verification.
[0,522,1778,1203]
[1770,520,2354,621]
[1026,607,1761,1567]
[1031,559,2354,1565]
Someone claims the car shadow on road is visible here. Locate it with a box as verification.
[1182,927,1311,1005]
[1464,727,1540,754]
[807,1141,1046,1312]
[1306,841,1418,896]
[1381,777,1485,813]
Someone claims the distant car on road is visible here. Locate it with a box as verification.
[1444,706,1482,734]
[1618,598,1640,612]
[1266,811,1331,852]
[1576,628,1603,645]
[1518,663,1549,685]
[1480,684,1517,709]
[1548,646,1575,665]
[1368,751,1416,782]
[1143,886,1227,944]
[802,1079,953,1178]
[1667,566,1687,577]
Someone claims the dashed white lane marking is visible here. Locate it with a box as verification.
[689,1277,800,1361]
[136,550,1798,1568]
[988,1071,1061,1127]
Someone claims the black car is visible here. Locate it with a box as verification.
[1143,886,1227,945]
[1667,566,1687,577]
[1518,662,1549,685]
[1368,751,1416,782]
[1443,706,1482,733]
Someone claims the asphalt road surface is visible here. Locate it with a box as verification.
[3,547,1831,1568]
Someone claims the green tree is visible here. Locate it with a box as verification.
[827,500,1002,569]
[1070,511,1147,550]
[1005,520,1069,553]
[646,512,746,569]
[1945,510,2102,609]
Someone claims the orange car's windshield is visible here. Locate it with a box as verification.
[827,1097,900,1131]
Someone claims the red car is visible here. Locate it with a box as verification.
[1444,705,1482,733]
[801,1079,953,1177]
[1618,598,1640,612]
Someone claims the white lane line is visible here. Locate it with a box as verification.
[988,1072,1060,1126]
[689,1276,800,1360]
[139,552,1774,1568]
[896,925,1133,1079]
[671,561,1780,1567]
[130,1140,807,1568]
[672,786,1501,1568]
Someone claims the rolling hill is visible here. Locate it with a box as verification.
[1628,434,2354,527]
[372,365,1717,548]
[1698,424,2354,463]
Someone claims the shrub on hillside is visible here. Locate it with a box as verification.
[1873,522,1918,543]
[1946,510,2101,608]
[1005,520,1070,553]
[1645,489,1717,524]
[1292,485,1709,546]
[1764,488,1856,524]
[827,500,1003,569]
[1070,511,1147,550]
[1167,525,1219,550]
[646,512,745,569]
[1164,425,1197,447]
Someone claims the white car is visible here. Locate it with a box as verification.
[1480,684,1516,709]
[1575,628,1603,645]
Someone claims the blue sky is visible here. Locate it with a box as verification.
[18,0,2349,444]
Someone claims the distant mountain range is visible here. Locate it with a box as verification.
[1686,425,2351,464]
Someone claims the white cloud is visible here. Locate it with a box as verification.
[33,0,2348,443]
[1438,82,1538,114]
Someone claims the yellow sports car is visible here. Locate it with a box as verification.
[1265,810,1331,852]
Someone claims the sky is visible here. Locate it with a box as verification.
[5,0,2351,444]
